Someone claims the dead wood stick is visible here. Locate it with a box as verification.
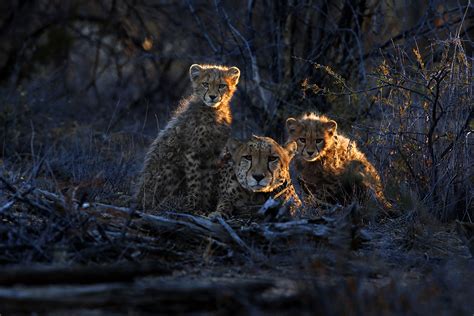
[93,202,133,214]
[165,211,221,231]
[90,204,231,243]
[216,216,253,254]
[0,178,55,215]
[0,279,274,312]
[0,200,15,214]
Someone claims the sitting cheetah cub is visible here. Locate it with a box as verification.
[137,64,240,211]
[286,112,390,208]
[214,135,301,218]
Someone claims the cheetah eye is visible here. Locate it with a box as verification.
[243,155,252,161]
[316,138,324,144]
[218,83,227,89]
[298,138,306,143]
[268,156,279,162]
[202,82,209,88]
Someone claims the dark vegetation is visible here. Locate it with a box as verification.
[0,0,473,314]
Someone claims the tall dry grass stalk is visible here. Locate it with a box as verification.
[372,38,472,220]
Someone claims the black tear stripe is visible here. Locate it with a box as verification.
[245,159,252,182]
[266,153,273,174]
[267,162,276,186]
[266,162,272,174]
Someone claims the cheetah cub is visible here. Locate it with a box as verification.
[214,135,301,218]
[137,64,240,211]
[286,112,390,208]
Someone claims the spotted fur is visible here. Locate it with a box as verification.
[136,64,240,211]
[286,112,390,208]
[214,136,301,217]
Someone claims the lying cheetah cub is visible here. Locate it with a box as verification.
[286,112,390,208]
[137,64,240,211]
[214,135,301,217]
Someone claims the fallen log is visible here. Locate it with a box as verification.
[1,185,368,264]
[0,262,175,286]
[0,278,274,313]
[216,215,253,254]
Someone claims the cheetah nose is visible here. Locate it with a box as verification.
[253,174,265,182]
[307,150,315,156]
[209,95,217,100]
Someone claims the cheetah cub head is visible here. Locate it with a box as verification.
[189,64,240,107]
[286,112,337,162]
[227,136,297,193]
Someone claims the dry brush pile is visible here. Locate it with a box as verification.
[1,171,473,314]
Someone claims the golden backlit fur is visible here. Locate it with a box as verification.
[189,64,240,107]
[286,112,390,208]
[136,64,240,211]
[215,136,301,217]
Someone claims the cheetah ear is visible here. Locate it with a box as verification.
[284,141,298,159]
[286,118,300,135]
[226,66,240,86]
[226,138,242,155]
[325,120,337,135]
[189,64,202,82]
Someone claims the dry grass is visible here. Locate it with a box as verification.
[371,39,473,220]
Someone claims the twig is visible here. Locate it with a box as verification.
[186,0,218,54]
[0,200,15,214]
[215,0,270,114]
[216,215,253,255]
